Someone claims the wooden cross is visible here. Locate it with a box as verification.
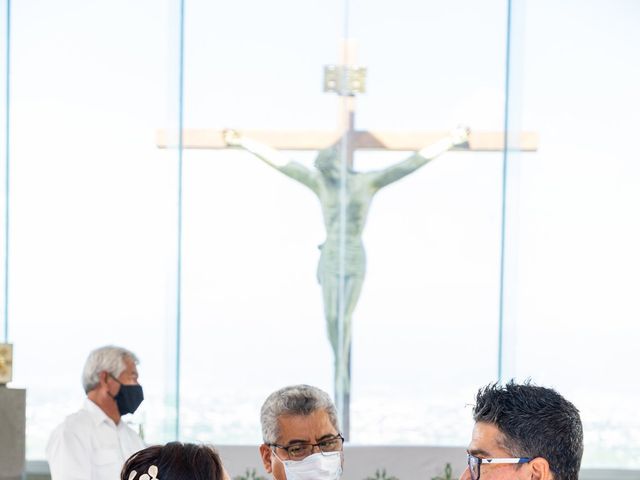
[155,40,538,439]
[156,128,538,153]
[156,40,538,158]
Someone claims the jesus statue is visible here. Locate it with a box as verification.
[223,126,469,432]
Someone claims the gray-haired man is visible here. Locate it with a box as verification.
[46,345,146,480]
[259,385,344,480]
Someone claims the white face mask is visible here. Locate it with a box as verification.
[279,451,343,480]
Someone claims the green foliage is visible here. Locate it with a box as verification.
[365,468,399,480]
[431,462,454,480]
[233,469,267,480]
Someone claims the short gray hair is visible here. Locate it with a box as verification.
[81,345,139,393]
[260,384,339,444]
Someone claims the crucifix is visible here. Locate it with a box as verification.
[157,42,537,440]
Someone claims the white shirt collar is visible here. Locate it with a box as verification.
[83,397,117,427]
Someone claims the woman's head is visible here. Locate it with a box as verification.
[122,443,229,480]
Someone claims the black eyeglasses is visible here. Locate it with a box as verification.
[467,453,531,480]
[270,434,344,460]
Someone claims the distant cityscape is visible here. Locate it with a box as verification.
[27,387,640,470]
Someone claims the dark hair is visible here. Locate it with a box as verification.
[121,442,225,480]
[472,380,583,480]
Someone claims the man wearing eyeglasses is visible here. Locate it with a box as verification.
[460,381,583,480]
[259,384,344,480]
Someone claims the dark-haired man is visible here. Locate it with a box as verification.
[460,381,583,480]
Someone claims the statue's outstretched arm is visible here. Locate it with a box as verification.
[223,129,319,192]
[370,126,470,190]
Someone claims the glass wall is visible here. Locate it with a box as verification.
[502,0,640,468]
[7,0,177,457]
[346,0,506,445]
[0,0,638,471]
[0,0,8,344]
[174,0,507,446]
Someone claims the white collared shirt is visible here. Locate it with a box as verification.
[46,398,146,480]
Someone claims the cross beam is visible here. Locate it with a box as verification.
[156,129,539,152]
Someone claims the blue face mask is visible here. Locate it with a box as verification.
[109,374,144,415]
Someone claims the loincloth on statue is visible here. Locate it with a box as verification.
[317,240,366,282]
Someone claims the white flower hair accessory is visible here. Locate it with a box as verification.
[128,465,159,480]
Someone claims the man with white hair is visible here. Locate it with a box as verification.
[259,384,344,480]
[46,345,146,480]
